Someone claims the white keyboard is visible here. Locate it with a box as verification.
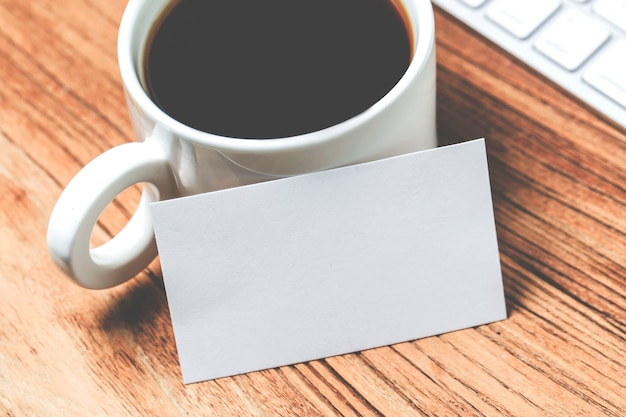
[432,0,626,130]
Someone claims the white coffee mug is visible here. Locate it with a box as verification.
[47,0,437,290]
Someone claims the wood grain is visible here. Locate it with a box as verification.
[1,1,624,416]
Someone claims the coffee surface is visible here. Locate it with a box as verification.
[144,0,412,139]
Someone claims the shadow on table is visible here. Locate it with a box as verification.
[96,262,174,342]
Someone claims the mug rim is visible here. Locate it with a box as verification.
[118,0,435,153]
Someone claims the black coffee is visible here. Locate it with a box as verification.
[144,0,412,139]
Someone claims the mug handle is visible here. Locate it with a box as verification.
[47,141,178,289]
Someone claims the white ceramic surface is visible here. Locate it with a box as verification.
[47,0,437,289]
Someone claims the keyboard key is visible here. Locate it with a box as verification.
[432,0,626,128]
[459,0,488,7]
[593,0,626,32]
[486,0,561,39]
[583,40,626,108]
[534,9,610,71]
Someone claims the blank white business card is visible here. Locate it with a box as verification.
[151,138,507,384]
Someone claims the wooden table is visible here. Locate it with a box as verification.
[1,1,624,415]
